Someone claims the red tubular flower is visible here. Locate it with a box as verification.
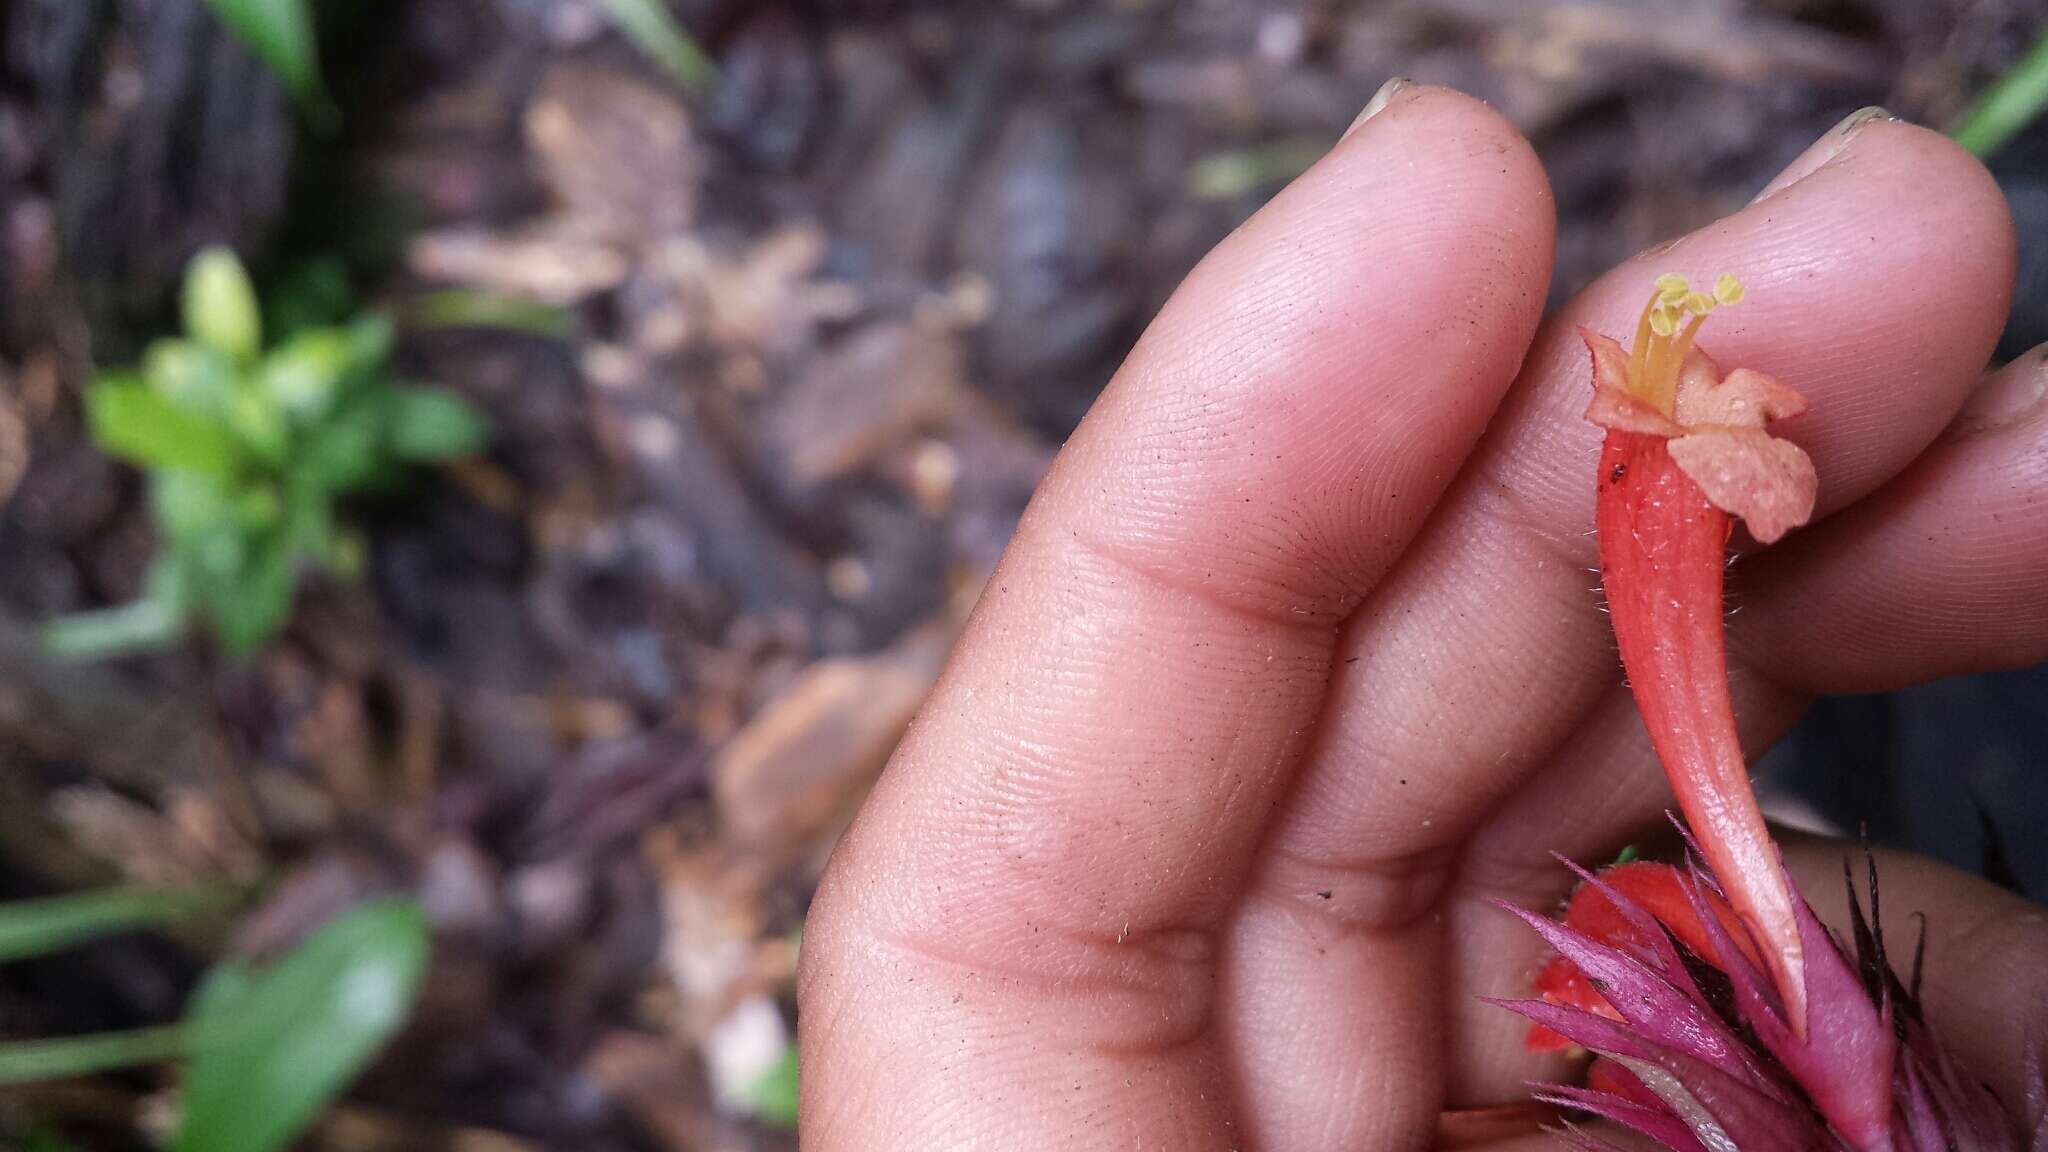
[1585,273,1817,1032]
[1500,276,2042,1151]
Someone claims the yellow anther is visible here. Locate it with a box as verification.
[1626,273,1747,418]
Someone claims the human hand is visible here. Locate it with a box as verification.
[798,84,2048,1150]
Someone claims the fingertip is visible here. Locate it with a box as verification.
[1323,83,1556,285]
[1523,113,2018,522]
[1074,81,1559,616]
[1753,114,2016,301]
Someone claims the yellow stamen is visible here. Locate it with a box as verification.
[1623,273,1746,416]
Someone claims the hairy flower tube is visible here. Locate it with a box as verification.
[1584,273,1817,1031]
[1500,276,2042,1151]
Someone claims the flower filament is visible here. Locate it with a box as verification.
[1627,273,1746,416]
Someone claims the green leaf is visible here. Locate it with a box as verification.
[281,469,335,557]
[1185,140,1325,202]
[409,290,574,339]
[750,1047,799,1128]
[39,597,189,661]
[0,886,233,964]
[0,1025,187,1086]
[300,400,387,492]
[183,248,263,364]
[151,472,236,542]
[143,341,239,416]
[203,534,297,657]
[200,0,328,112]
[596,0,718,91]
[174,899,429,1152]
[25,1122,83,1152]
[267,257,355,337]
[228,385,290,466]
[257,328,352,422]
[344,314,396,374]
[0,877,231,959]
[1953,31,2048,158]
[386,388,488,461]
[44,558,199,662]
[88,380,241,478]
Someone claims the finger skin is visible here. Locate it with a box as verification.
[1232,114,2017,1126]
[799,86,1556,1149]
[1730,348,2048,690]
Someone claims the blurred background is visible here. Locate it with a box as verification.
[0,1,2043,1149]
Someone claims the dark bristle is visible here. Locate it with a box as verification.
[1843,849,1925,1042]
[1843,856,1888,1003]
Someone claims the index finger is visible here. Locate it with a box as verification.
[799,84,1555,1148]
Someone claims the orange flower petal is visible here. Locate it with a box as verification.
[1667,427,1818,544]
[1587,386,1686,437]
[1582,327,1635,394]
[1582,328,1684,436]
[1676,364,1810,430]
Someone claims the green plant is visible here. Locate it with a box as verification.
[597,0,719,92]
[44,248,487,660]
[750,1048,799,1129]
[0,885,234,964]
[23,1122,83,1152]
[1953,30,2048,158]
[201,0,329,119]
[173,899,430,1152]
[1185,141,1325,202]
[0,889,429,1152]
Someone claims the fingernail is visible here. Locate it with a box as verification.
[1953,345,2048,438]
[1343,77,1413,141]
[1749,106,1897,204]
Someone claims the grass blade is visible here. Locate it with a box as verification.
[1953,31,2048,158]
[39,598,189,661]
[1185,141,1326,201]
[199,0,328,114]
[409,291,575,339]
[0,1026,187,1086]
[596,0,718,92]
[0,887,232,964]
